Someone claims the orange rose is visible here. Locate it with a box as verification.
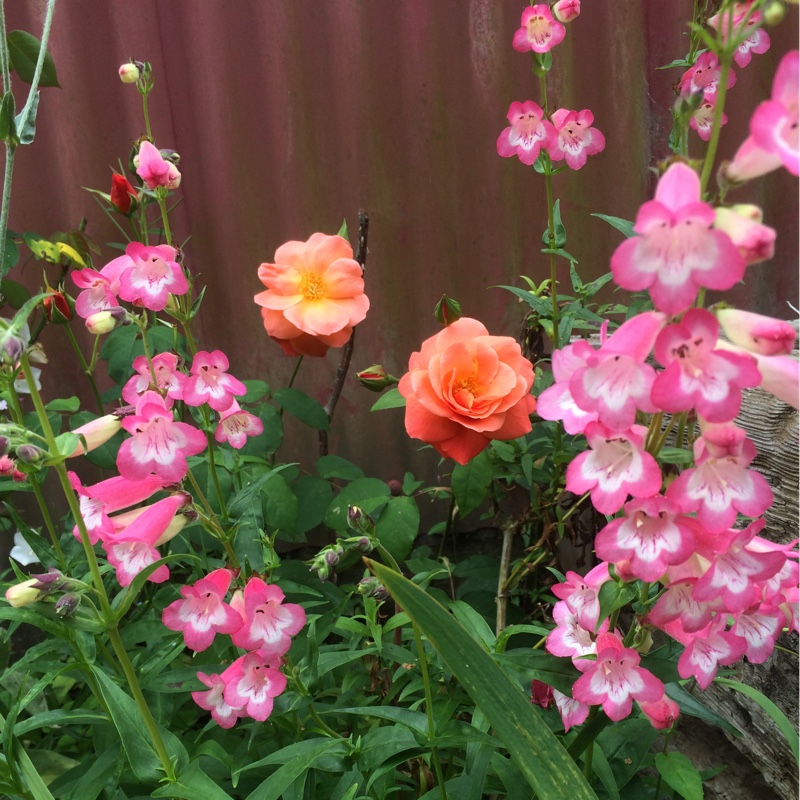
[255,233,369,357]
[399,318,536,465]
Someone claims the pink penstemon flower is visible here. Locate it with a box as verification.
[651,308,761,423]
[708,5,770,68]
[136,140,181,190]
[192,672,247,729]
[730,603,785,664]
[71,255,129,319]
[230,576,307,656]
[117,390,207,482]
[496,101,555,166]
[221,651,288,722]
[548,109,605,170]
[690,98,727,142]
[162,568,243,651]
[512,5,566,53]
[713,205,776,266]
[571,632,664,722]
[215,400,265,449]
[610,163,745,315]
[122,352,187,405]
[546,600,610,662]
[639,696,680,730]
[550,563,610,630]
[679,51,737,101]
[117,242,189,312]
[183,350,247,411]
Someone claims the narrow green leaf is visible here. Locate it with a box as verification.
[590,742,620,800]
[714,678,799,764]
[7,31,60,87]
[151,761,235,799]
[495,284,553,316]
[326,706,428,737]
[655,752,703,800]
[370,386,406,411]
[366,560,598,800]
[273,387,330,430]
[451,449,492,517]
[13,709,107,736]
[0,91,17,145]
[664,683,741,736]
[591,214,635,239]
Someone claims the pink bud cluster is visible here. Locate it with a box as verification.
[161,571,306,727]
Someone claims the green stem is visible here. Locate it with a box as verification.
[137,316,158,385]
[288,355,303,388]
[186,467,240,568]
[0,141,15,285]
[583,707,598,780]
[181,320,197,356]
[413,623,448,800]
[699,42,733,196]
[0,0,10,93]
[64,324,104,414]
[156,195,173,247]
[141,85,152,140]
[205,431,228,519]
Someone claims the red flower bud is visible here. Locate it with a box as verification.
[434,294,462,326]
[110,173,137,214]
[43,290,74,324]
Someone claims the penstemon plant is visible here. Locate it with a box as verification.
[0,2,797,800]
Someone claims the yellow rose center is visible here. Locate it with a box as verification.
[453,375,481,409]
[300,271,326,300]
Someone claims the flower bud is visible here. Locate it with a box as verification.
[54,593,80,617]
[714,205,776,266]
[355,536,374,554]
[716,308,797,356]
[0,436,9,456]
[0,321,28,366]
[85,307,127,335]
[69,415,122,457]
[347,505,376,536]
[531,679,555,709]
[763,1,786,24]
[30,570,65,589]
[5,578,42,607]
[552,0,580,23]
[434,294,462,327]
[118,63,140,83]
[323,547,342,567]
[110,173,137,214]
[356,576,388,600]
[43,290,74,324]
[15,444,46,464]
[356,365,396,392]
[308,559,330,582]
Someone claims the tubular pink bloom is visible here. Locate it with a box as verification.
[496,101,555,165]
[135,140,181,190]
[548,109,605,170]
[215,400,264,449]
[69,471,166,544]
[679,51,737,101]
[572,633,664,722]
[230,577,306,655]
[716,308,796,356]
[551,563,610,631]
[536,340,598,435]
[566,423,662,515]
[118,391,207,482]
[109,505,189,547]
[512,5,566,53]
[690,99,726,142]
[553,690,590,732]
[648,579,719,633]
[708,6,770,68]
[162,568,243,651]
[71,255,130,318]
[69,414,122,456]
[183,350,246,411]
[118,242,188,312]
[671,616,747,689]
[595,496,699,583]
[610,163,746,315]
[122,352,187,405]
[666,422,773,533]
[222,651,287,722]
[101,494,185,587]
[552,0,580,24]
[569,311,665,431]
[715,340,799,408]
[639,696,680,730]
[255,233,368,357]
[750,50,799,175]
[651,308,761,423]
[722,135,782,183]
[399,317,536,465]
[730,604,784,663]
[192,672,247,729]
[692,520,786,613]
[546,600,610,662]
[713,205,776,266]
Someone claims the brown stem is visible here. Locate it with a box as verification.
[319,210,369,456]
[495,519,516,636]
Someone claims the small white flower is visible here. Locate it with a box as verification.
[10,532,39,566]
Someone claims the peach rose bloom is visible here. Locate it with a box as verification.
[399,317,536,465]
[255,233,369,357]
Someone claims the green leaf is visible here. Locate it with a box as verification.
[337,219,349,240]
[45,396,80,412]
[370,386,406,411]
[590,742,620,800]
[241,379,270,402]
[0,712,55,800]
[654,752,703,800]
[495,285,552,316]
[59,745,120,800]
[0,276,28,307]
[714,678,799,764]
[591,214,635,239]
[451,449,492,517]
[7,30,60,87]
[375,495,420,561]
[89,667,162,782]
[328,706,428,737]
[596,580,637,628]
[324,477,391,530]
[366,560,598,800]
[317,454,364,481]
[664,683,741,736]
[243,739,341,800]
[657,57,694,70]
[273,387,330,430]
[595,717,659,790]
[0,91,17,145]
[261,470,298,533]
[541,199,567,249]
[293,475,334,535]
[152,761,234,799]
[13,709,107,736]
[657,447,694,465]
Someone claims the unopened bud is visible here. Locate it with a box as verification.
[531,679,555,708]
[347,505,375,536]
[0,321,28,365]
[323,545,344,567]
[309,560,330,582]
[355,536,374,554]
[54,593,80,617]
[763,1,786,24]
[85,307,127,335]
[43,290,74,324]
[5,578,41,607]
[356,365,396,392]
[15,444,46,464]
[357,576,388,600]
[70,415,122,457]
[118,63,140,83]
[552,0,580,23]
[30,570,64,588]
[0,436,9,456]
[434,294,462,327]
